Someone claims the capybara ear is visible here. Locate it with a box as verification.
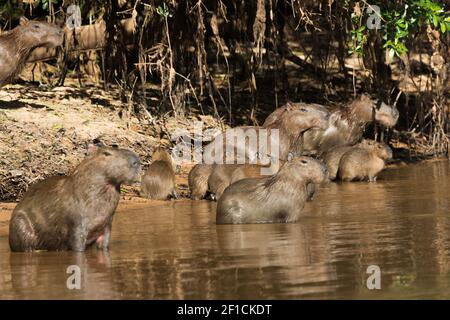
[19,16,29,26]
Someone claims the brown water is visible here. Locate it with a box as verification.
[1,161,450,299]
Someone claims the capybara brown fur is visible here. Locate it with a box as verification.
[216,156,329,224]
[0,17,64,87]
[203,102,330,163]
[337,140,393,182]
[188,164,214,200]
[209,160,284,200]
[264,95,399,155]
[322,139,382,180]
[9,145,141,252]
[322,146,353,180]
[141,148,176,200]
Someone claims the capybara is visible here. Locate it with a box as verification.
[9,145,141,252]
[322,139,380,180]
[337,140,393,182]
[216,156,328,224]
[203,102,330,163]
[209,160,284,200]
[264,95,399,155]
[0,17,64,87]
[322,146,353,181]
[188,164,214,200]
[141,148,176,200]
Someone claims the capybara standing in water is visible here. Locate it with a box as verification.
[337,140,393,182]
[141,148,176,200]
[0,17,64,87]
[188,164,214,200]
[9,145,141,252]
[216,156,328,224]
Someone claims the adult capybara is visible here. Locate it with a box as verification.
[9,145,141,252]
[203,102,330,163]
[337,140,393,182]
[141,148,176,200]
[264,95,399,155]
[188,164,214,200]
[0,17,64,87]
[216,156,328,224]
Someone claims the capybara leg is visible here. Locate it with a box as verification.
[69,225,87,252]
[9,212,36,252]
[368,176,377,182]
[171,190,178,199]
[306,183,316,201]
[96,224,111,251]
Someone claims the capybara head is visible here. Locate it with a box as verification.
[360,140,393,160]
[352,94,399,128]
[282,155,329,184]
[264,102,330,131]
[374,101,399,128]
[152,147,173,163]
[17,17,64,48]
[75,144,141,185]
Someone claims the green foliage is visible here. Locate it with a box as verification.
[0,0,22,24]
[34,0,61,11]
[350,0,449,58]
[156,3,173,18]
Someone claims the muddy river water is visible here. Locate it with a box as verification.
[0,161,449,299]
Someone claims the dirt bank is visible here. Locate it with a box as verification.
[0,81,222,202]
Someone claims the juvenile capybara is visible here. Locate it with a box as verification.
[141,147,176,200]
[337,140,393,182]
[322,146,353,180]
[264,95,399,155]
[322,139,381,180]
[209,160,283,200]
[9,144,141,252]
[216,156,328,224]
[0,17,64,87]
[188,164,214,200]
[203,102,330,163]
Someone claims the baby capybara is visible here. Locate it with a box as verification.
[337,140,393,182]
[216,156,328,224]
[141,148,176,200]
[0,17,64,87]
[9,145,141,252]
[188,164,214,200]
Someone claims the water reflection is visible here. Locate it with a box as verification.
[0,161,450,299]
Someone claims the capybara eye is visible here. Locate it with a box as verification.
[33,24,40,29]
[103,151,112,156]
[301,160,308,164]
[300,108,308,112]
